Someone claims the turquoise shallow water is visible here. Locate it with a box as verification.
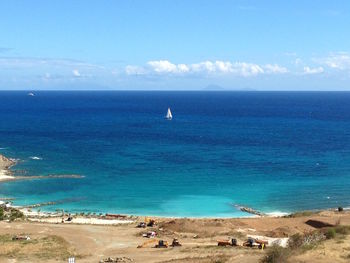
[1,91,350,217]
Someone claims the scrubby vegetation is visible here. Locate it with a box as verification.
[0,234,82,260]
[284,210,320,218]
[325,227,336,239]
[0,207,24,221]
[0,207,4,220]
[325,225,350,237]
[261,245,291,263]
[261,225,350,263]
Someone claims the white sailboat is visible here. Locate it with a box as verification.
[165,108,173,120]
[27,92,35,96]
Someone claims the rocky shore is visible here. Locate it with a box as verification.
[0,154,16,181]
[0,153,83,182]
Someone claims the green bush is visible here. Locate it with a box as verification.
[0,207,24,221]
[325,228,336,239]
[334,225,350,235]
[9,209,24,221]
[0,207,4,220]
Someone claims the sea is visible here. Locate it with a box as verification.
[1,91,350,217]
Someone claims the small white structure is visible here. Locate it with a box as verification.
[165,108,173,120]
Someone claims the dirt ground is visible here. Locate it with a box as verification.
[291,234,350,263]
[0,210,350,263]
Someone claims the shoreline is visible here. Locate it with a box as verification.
[0,153,84,183]
[0,153,346,221]
[0,153,16,181]
[2,155,350,262]
[0,152,284,219]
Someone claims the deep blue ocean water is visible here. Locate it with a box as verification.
[1,91,350,217]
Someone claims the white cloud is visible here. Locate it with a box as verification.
[72,69,81,77]
[214,61,233,73]
[177,63,190,73]
[126,60,287,77]
[147,60,236,74]
[303,66,324,75]
[264,64,288,74]
[147,60,178,73]
[191,61,265,76]
[191,61,216,73]
[146,60,191,74]
[234,62,264,76]
[314,52,350,71]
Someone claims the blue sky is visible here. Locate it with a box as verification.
[0,0,350,90]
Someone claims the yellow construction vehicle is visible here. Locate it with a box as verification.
[137,239,168,248]
[137,239,158,248]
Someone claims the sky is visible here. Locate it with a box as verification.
[0,0,350,90]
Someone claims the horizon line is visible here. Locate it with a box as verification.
[1,89,350,92]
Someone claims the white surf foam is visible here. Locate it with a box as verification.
[266,211,289,217]
[29,156,43,160]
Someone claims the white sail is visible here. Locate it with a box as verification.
[166,108,172,120]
